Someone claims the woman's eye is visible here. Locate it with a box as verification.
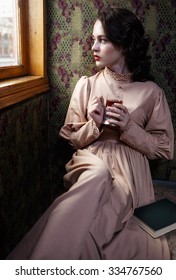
[100,38,107,43]
[101,39,106,43]
[91,36,95,43]
[90,36,108,45]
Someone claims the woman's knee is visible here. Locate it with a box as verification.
[92,161,110,179]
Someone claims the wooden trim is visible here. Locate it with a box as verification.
[0,76,49,109]
[0,65,26,80]
[28,0,46,76]
[19,0,28,74]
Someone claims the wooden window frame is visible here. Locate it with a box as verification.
[0,0,49,109]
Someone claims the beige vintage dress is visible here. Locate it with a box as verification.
[7,67,174,260]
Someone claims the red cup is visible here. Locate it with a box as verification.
[106,99,123,106]
[103,98,123,126]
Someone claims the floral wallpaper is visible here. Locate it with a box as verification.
[0,0,175,258]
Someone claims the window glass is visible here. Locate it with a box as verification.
[0,0,20,67]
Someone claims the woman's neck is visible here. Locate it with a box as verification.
[108,65,130,75]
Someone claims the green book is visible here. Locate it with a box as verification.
[133,198,176,238]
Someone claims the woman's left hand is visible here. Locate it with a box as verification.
[88,96,105,128]
[106,103,130,131]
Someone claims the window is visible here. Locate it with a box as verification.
[0,0,49,109]
[0,0,19,68]
[0,0,27,78]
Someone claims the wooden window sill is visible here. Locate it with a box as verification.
[0,76,49,109]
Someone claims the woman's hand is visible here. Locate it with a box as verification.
[88,96,104,128]
[106,103,130,131]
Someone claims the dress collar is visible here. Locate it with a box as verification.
[105,67,132,82]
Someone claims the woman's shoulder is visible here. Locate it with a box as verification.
[134,80,164,96]
[79,69,103,82]
[71,70,103,96]
[144,80,162,91]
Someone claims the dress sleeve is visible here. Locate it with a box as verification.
[120,90,174,160]
[59,76,101,149]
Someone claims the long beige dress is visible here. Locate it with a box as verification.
[7,67,174,260]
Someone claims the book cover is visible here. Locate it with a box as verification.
[133,198,176,238]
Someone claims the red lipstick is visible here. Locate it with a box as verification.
[94,55,101,61]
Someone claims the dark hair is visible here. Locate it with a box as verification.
[97,7,152,81]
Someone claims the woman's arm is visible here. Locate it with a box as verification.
[59,76,102,149]
[120,90,174,160]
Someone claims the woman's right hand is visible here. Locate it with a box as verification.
[88,96,104,128]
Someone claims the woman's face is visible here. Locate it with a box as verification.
[92,20,127,73]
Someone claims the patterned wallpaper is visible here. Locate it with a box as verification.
[0,0,175,258]
[0,95,50,258]
[47,0,176,196]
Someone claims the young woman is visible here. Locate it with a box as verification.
[8,7,174,260]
